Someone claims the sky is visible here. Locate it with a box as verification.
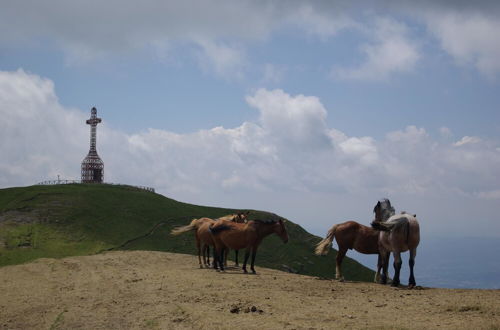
[1,1,500,245]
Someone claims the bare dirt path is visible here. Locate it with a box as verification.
[1,251,499,329]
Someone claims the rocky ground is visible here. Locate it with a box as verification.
[0,251,499,329]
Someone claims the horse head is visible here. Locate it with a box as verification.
[372,198,395,223]
[274,218,289,243]
[236,211,250,223]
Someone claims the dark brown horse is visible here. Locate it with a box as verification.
[315,198,395,282]
[170,212,248,268]
[209,218,289,273]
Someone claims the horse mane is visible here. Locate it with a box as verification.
[208,223,233,235]
[252,219,277,224]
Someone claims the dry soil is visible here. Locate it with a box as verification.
[0,251,499,329]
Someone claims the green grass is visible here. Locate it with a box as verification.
[0,184,374,281]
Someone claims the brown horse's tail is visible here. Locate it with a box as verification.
[315,224,339,255]
[170,219,199,236]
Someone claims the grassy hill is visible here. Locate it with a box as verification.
[0,184,374,281]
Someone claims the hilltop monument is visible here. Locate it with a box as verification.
[81,107,104,183]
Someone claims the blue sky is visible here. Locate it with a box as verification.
[1,1,500,243]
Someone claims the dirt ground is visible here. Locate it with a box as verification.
[0,251,499,330]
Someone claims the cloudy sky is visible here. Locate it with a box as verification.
[1,0,500,239]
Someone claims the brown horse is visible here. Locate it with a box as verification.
[171,217,215,268]
[209,218,289,273]
[372,201,420,287]
[315,198,395,282]
[214,212,249,266]
[170,212,248,268]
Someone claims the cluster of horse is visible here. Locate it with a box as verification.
[171,198,420,288]
[316,198,420,287]
[171,212,288,274]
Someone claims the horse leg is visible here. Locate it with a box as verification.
[203,245,209,267]
[242,249,251,273]
[201,244,206,267]
[212,246,218,269]
[335,248,347,281]
[213,244,224,271]
[219,248,226,272]
[196,239,202,269]
[408,248,417,288]
[380,251,390,284]
[250,247,257,274]
[235,250,239,267]
[375,253,382,283]
[392,251,402,287]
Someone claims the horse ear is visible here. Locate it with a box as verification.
[373,201,380,213]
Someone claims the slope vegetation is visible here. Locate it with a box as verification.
[0,184,373,281]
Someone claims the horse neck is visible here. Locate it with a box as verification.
[253,222,277,238]
[375,209,393,223]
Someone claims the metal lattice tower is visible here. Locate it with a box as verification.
[81,107,104,183]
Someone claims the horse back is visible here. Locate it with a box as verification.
[335,221,379,254]
[197,221,215,246]
[380,214,420,252]
[211,220,255,250]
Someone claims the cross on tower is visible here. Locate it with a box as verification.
[86,107,102,152]
[81,107,104,183]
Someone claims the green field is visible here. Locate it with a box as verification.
[0,184,374,281]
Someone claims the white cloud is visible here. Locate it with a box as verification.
[439,126,453,138]
[1,70,500,236]
[2,1,500,79]
[195,40,247,80]
[246,89,331,148]
[454,136,482,147]
[334,17,420,81]
[261,63,286,84]
[2,70,499,198]
[0,1,353,69]
[287,4,357,39]
[475,190,500,200]
[423,12,500,77]
[0,69,88,186]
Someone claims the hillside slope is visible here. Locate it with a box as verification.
[1,251,499,329]
[0,184,373,281]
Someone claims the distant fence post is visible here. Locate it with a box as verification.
[35,180,155,193]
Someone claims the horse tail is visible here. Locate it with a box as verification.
[315,224,338,255]
[371,221,392,232]
[170,219,199,236]
[405,218,411,244]
[208,223,232,235]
